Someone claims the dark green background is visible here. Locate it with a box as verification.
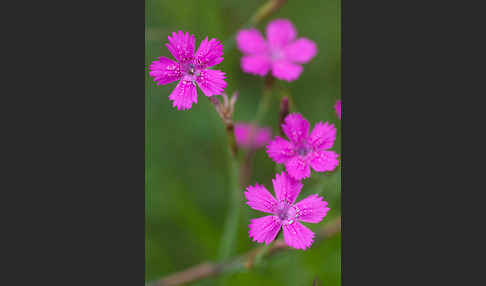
[146,0,341,284]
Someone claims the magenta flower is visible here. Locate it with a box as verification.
[234,123,272,150]
[149,31,226,110]
[335,100,341,119]
[236,19,317,82]
[267,113,339,180]
[245,172,330,250]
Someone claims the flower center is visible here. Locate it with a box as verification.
[270,48,283,61]
[277,202,298,225]
[188,63,196,73]
[183,63,200,81]
[297,144,312,157]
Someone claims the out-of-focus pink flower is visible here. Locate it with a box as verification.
[236,19,317,82]
[335,100,341,119]
[245,172,330,250]
[149,31,226,110]
[267,113,339,180]
[234,123,272,150]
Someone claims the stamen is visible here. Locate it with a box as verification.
[277,202,297,225]
[297,144,312,156]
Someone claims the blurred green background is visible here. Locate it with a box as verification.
[146,0,341,285]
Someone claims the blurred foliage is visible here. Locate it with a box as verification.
[146,0,341,285]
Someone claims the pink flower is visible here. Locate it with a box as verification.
[335,100,341,119]
[149,31,227,110]
[245,172,330,250]
[234,123,272,150]
[266,113,339,180]
[236,19,317,82]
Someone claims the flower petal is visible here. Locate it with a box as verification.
[309,150,339,172]
[249,215,282,245]
[272,60,303,82]
[282,221,315,250]
[168,79,197,110]
[283,38,317,64]
[294,194,330,223]
[165,31,195,63]
[266,19,297,49]
[235,124,272,149]
[236,29,268,54]
[308,122,336,151]
[266,136,295,164]
[285,155,311,180]
[244,183,278,214]
[234,123,252,148]
[254,127,272,148]
[272,171,303,205]
[149,57,183,85]
[196,69,226,97]
[194,37,224,69]
[241,55,272,76]
[282,113,310,145]
[335,99,341,119]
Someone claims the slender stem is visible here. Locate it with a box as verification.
[225,123,238,157]
[239,150,255,188]
[252,243,270,267]
[222,0,288,50]
[151,217,341,286]
[248,0,288,27]
[312,168,341,196]
[216,142,240,286]
[207,95,241,266]
[254,75,275,125]
[235,76,275,217]
[217,148,240,261]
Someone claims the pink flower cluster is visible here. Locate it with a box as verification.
[149,20,318,109]
[247,112,339,250]
[149,19,339,251]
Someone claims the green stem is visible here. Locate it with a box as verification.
[248,0,288,27]
[226,123,238,158]
[254,75,275,125]
[217,136,240,285]
[222,0,288,51]
[218,125,241,261]
[253,244,270,266]
[311,168,341,196]
[218,158,240,260]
